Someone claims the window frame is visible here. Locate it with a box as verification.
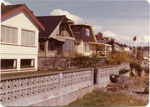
[21,59,35,68]
[1,59,17,70]
[1,25,18,45]
[86,28,90,37]
[21,29,35,46]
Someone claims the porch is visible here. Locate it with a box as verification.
[89,42,112,57]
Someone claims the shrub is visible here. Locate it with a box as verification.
[70,54,107,69]
[119,69,129,74]
[129,62,142,75]
[107,51,136,65]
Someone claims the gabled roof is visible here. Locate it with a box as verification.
[71,24,97,43]
[36,15,74,38]
[1,3,45,31]
[36,15,65,38]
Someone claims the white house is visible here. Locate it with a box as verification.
[1,3,45,73]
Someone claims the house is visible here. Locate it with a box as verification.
[1,3,45,73]
[95,32,113,57]
[114,43,123,52]
[123,46,131,52]
[71,24,111,57]
[71,24,96,56]
[37,15,75,58]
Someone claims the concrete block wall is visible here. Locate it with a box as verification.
[0,63,129,106]
[0,68,94,106]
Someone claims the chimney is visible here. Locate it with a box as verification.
[97,32,103,40]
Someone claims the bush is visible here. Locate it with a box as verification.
[107,51,136,65]
[119,69,129,74]
[129,62,142,75]
[70,54,107,69]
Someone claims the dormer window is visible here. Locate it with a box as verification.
[86,28,89,36]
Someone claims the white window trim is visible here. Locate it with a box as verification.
[21,29,36,46]
[1,25,18,45]
[86,28,90,36]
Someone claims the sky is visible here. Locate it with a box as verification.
[2,0,150,46]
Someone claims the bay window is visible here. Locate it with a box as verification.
[64,39,74,52]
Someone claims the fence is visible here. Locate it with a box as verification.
[0,68,94,106]
[0,63,130,106]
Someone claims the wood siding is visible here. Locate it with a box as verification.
[1,11,39,72]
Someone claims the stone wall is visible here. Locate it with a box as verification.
[38,57,69,70]
[0,63,129,106]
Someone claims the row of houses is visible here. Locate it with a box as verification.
[1,3,113,73]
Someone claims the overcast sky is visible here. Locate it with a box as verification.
[3,0,149,46]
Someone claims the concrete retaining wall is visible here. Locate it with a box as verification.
[96,63,130,88]
[96,65,120,88]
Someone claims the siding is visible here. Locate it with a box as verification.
[72,26,94,42]
[1,11,39,71]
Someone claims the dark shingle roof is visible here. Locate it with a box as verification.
[36,15,66,38]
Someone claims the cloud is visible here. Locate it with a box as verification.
[2,0,11,5]
[136,35,149,46]
[92,25,103,34]
[103,31,149,46]
[50,9,85,24]
[103,31,131,45]
[103,31,118,38]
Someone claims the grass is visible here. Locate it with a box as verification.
[69,90,148,106]
[1,69,60,78]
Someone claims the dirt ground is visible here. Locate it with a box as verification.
[105,74,149,102]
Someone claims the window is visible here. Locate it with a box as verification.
[64,39,74,52]
[21,29,35,46]
[84,43,90,52]
[1,59,17,70]
[1,25,18,44]
[86,28,90,36]
[21,59,34,68]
